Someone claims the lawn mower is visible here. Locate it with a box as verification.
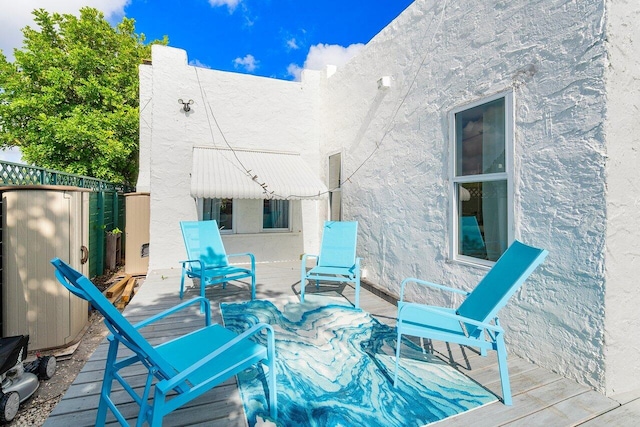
[0,335,56,424]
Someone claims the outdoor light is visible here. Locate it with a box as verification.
[377,76,391,90]
[178,99,194,112]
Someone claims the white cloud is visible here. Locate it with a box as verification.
[287,43,365,81]
[233,54,258,72]
[208,0,242,13]
[0,0,129,61]
[286,38,299,50]
[304,43,365,70]
[189,59,211,69]
[287,64,303,81]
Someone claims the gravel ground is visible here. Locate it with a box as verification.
[8,270,122,427]
[10,311,108,427]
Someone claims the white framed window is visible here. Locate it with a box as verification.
[449,91,514,265]
[201,198,234,233]
[262,199,290,231]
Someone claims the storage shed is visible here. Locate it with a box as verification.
[124,192,150,275]
[1,186,89,350]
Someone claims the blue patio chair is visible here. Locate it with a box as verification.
[460,215,487,259]
[393,240,548,405]
[51,258,277,426]
[300,221,361,307]
[180,220,256,305]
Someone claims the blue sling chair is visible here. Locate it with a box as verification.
[300,221,361,308]
[51,258,277,426]
[179,220,256,307]
[394,240,548,405]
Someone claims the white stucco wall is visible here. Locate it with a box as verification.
[144,45,326,270]
[603,0,640,396]
[140,0,639,397]
[319,0,618,393]
[137,63,152,193]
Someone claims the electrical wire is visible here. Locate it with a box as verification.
[194,67,269,195]
[343,0,448,185]
[189,1,448,200]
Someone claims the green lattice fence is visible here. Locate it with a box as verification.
[1,160,133,277]
[0,160,131,192]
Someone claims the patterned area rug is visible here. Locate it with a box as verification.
[221,297,496,426]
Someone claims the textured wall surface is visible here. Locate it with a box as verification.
[137,63,152,193]
[320,0,615,393]
[144,46,325,270]
[140,0,639,395]
[603,0,640,396]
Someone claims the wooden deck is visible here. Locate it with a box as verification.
[45,261,640,426]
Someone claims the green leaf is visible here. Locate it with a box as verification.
[0,7,167,186]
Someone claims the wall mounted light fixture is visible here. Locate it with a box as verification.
[178,99,194,112]
[377,76,391,90]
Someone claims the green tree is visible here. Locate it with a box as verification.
[0,7,166,186]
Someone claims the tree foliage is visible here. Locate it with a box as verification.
[0,8,166,186]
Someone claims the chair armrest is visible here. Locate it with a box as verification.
[157,322,275,393]
[301,253,319,271]
[227,252,256,269]
[400,277,470,302]
[397,302,503,334]
[227,252,255,262]
[179,259,204,270]
[133,297,212,329]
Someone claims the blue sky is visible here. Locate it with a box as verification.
[126,0,414,80]
[0,0,413,163]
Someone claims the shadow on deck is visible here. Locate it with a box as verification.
[44,262,640,426]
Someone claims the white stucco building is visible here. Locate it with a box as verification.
[139,0,639,399]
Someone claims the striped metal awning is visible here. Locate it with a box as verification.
[190,146,328,200]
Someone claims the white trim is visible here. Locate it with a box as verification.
[328,151,343,221]
[448,90,515,264]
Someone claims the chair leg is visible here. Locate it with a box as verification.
[496,333,513,405]
[200,279,207,313]
[150,387,167,427]
[179,269,186,300]
[393,329,402,386]
[354,277,361,309]
[269,358,278,420]
[96,339,119,426]
[251,272,256,300]
[136,369,157,427]
[300,269,306,303]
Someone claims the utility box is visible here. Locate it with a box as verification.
[125,192,150,275]
[1,186,89,350]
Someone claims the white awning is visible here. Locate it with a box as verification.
[191,146,328,200]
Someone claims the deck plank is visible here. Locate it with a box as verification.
[45,262,638,426]
[580,397,640,426]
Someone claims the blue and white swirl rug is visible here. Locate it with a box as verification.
[221,297,496,426]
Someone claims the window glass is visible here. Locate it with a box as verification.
[263,199,289,229]
[455,98,505,176]
[457,181,508,262]
[203,198,233,231]
[452,94,511,263]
